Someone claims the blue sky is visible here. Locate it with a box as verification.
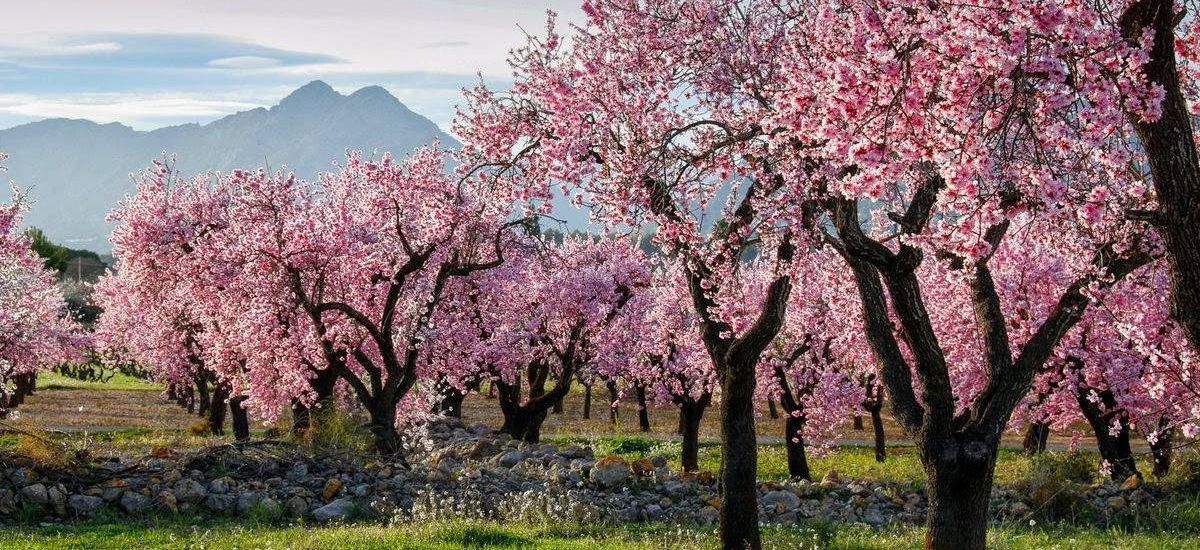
[0,1,581,131]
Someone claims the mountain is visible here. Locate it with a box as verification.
[0,81,459,252]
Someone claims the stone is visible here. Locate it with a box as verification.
[861,507,886,526]
[258,496,282,518]
[560,445,592,459]
[1129,489,1152,506]
[157,490,178,513]
[497,451,526,468]
[591,457,633,488]
[236,493,264,515]
[436,456,462,475]
[47,486,67,516]
[821,469,840,484]
[1120,474,1143,491]
[20,484,49,507]
[762,490,801,512]
[287,463,309,481]
[650,455,668,468]
[207,477,232,494]
[699,506,720,525]
[120,491,152,515]
[1106,495,1128,511]
[173,478,207,504]
[286,495,309,517]
[322,478,343,501]
[1010,501,1031,516]
[203,494,237,514]
[644,503,664,520]
[312,498,355,522]
[67,494,104,517]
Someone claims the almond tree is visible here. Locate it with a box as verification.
[455,6,814,546]
[0,168,83,413]
[216,147,519,454]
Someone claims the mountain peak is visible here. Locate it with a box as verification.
[350,85,393,100]
[276,80,341,110]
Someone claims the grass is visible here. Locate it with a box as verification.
[545,435,1031,484]
[35,371,161,392]
[2,516,1200,550]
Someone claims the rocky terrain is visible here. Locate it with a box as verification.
[0,417,1159,527]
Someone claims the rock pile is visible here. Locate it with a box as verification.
[0,418,1160,527]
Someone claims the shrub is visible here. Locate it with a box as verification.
[597,436,657,457]
[1030,451,1097,485]
[13,428,70,468]
[300,406,371,454]
[1023,451,1098,522]
[186,420,210,436]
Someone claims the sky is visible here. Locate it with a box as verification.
[0,1,583,131]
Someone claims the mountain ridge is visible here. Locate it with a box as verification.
[0,81,459,252]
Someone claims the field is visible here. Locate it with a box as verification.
[0,375,1198,549]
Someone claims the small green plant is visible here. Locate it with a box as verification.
[299,406,371,454]
[598,436,657,457]
[1031,451,1097,485]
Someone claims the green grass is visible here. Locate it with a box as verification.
[2,517,1199,550]
[544,436,1033,485]
[36,369,162,391]
[36,371,161,392]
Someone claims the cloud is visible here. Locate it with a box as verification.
[207,56,283,69]
[0,33,340,70]
[419,41,470,49]
[0,92,266,129]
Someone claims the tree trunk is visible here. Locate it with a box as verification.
[606,380,620,425]
[552,394,564,414]
[582,383,592,420]
[369,403,403,455]
[635,385,651,432]
[767,397,779,420]
[229,395,251,442]
[869,405,887,463]
[1022,422,1049,456]
[679,400,706,472]
[1150,421,1174,478]
[718,360,760,550]
[1119,0,1200,352]
[923,435,998,550]
[785,414,811,481]
[853,415,864,430]
[207,384,229,436]
[292,367,339,436]
[1076,388,1139,481]
[196,375,209,417]
[431,377,467,418]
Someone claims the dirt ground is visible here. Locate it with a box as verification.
[12,381,1107,450]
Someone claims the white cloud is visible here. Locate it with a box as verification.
[207,56,283,69]
[0,93,267,129]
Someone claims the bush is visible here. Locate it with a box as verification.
[1031,451,1097,485]
[1025,451,1097,522]
[12,428,70,468]
[299,407,371,454]
[597,436,657,457]
[187,419,210,436]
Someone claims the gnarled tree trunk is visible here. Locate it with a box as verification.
[291,367,339,436]
[677,394,710,472]
[1150,416,1174,477]
[635,384,651,432]
[1120,0,1200,353]
[229,395,251,442]
[208,383,230,436]
[923,433,998,550]
[1076,385,1139,482]
[1023,421,1049,456]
